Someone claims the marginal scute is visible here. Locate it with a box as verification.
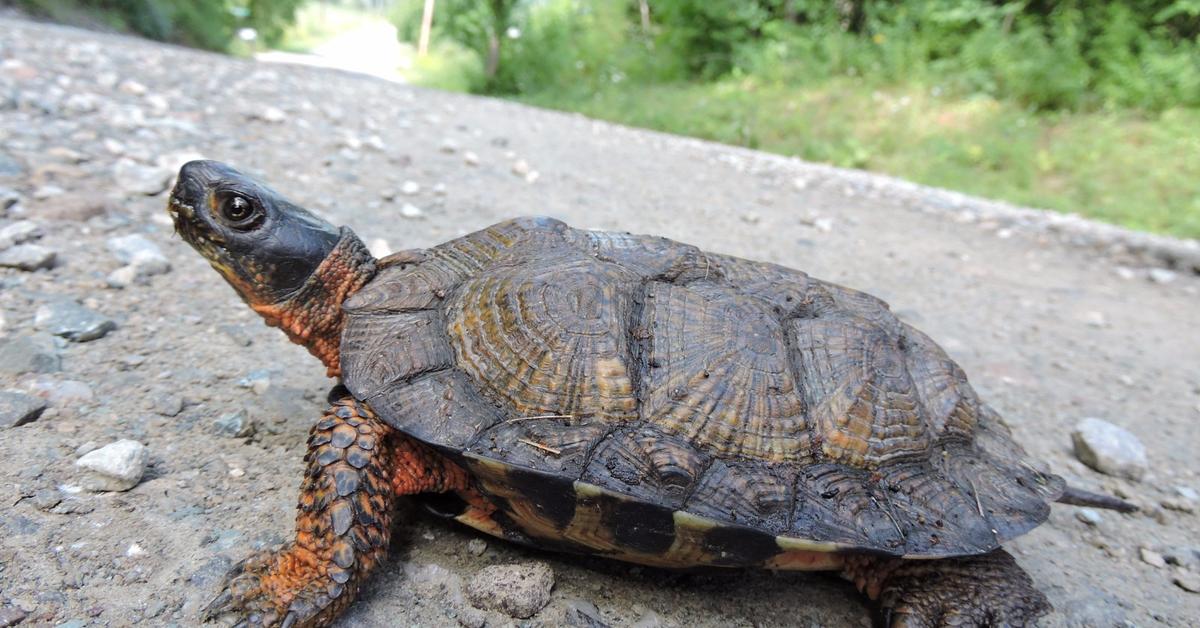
[581,428,709,511]
[684,460,793,533]
[468,417,610,477]
[642,281,811,461]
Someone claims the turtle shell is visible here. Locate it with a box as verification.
[340,217,1063,564]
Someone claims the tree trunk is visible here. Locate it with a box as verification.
[417,0,435,57]
[485,30,501,79]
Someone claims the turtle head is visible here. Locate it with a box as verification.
[168,160,375,376]
[168,160,343,305]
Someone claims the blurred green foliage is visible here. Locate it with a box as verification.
[14,0,305,50]
[393,0,1200,110]
[391,0,1200,237]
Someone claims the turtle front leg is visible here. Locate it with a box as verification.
[843,549,1050,627]
[203,393,469,627]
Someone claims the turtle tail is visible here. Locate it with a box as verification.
[1056,484,1137,513]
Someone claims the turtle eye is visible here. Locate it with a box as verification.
[217,194,262,229]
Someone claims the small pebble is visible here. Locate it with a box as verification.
[440,138,459,153]
[1139,547,1166,568]
[1148,268,1177,284]
[0,391,48,428]
[463,151,479,166]
[401,180,420,195]
[1174,574,1200,594]
[1071,418,1148,481]
[153,393,184,417]
[466,562,554,619]
[212,411,255,438]
[1075,508,1102,526]
[512,159,531,176]
[112,159,173,196]
[1161,498,1196,514]
[0,220,42,249]
[75,439,148,491]
[400,203,424,219]
[0,244,56,270]
[0,333,61,375]
[467,538,487,556]
[35,300,116,342]
[255,106,287,123]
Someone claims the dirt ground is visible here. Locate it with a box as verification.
[1,15,1198,628]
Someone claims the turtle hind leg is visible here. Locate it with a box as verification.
[202,394,470,628]
[843,549,1050,627]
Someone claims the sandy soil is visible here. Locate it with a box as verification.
[1,15,1198,628]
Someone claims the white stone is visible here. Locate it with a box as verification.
[367,238,392,258]
[512,159,531,176]
[0,220,42,250]
[401,180,420,195]
[400,203,423,219]
[1071,418,1149,481]
[118,79,147,95]
[76,439,148,491]
[1148,268,1177,284]
[463,151,480,166]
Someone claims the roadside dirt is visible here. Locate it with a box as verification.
[1,15,1198,627]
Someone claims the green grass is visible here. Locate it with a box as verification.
[521,79,1200,239]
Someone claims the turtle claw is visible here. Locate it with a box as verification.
[199,549,287,626]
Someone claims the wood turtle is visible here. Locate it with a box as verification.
[168,160,1133,627]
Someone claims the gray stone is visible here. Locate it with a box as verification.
[563,598,607,628]
[466,538,487,556]
[1161,497,1196,513]
[32,487,61,511]
[1162,546,1200,570]
[1148,268,1178,284]
[466,562,554,619]
[0,334,61,375]
[0,220,42,250]
[112,159,172,196]
[152,393,183,417]
[1139,547,1166,568]
[44,380,94,405]
[1175,574,1200,594]
[0,186,21,212]
[75,439,148,491]
[218,324,254,347]
[35,300,116,342]
[0,243,56,270]
[212,410,255,438]
[0,607,28,628]
[106,233,169,268]
[0,391,47,428]
[1071,418,1149,481]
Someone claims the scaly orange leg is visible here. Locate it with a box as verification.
[203,392,471,627]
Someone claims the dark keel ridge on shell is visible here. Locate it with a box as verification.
[340,217,1064,561]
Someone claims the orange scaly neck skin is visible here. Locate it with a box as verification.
[250,229,376,378]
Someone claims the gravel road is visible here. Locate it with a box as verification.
[1,14,1198,627]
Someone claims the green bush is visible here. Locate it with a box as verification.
[14,0,303,51]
